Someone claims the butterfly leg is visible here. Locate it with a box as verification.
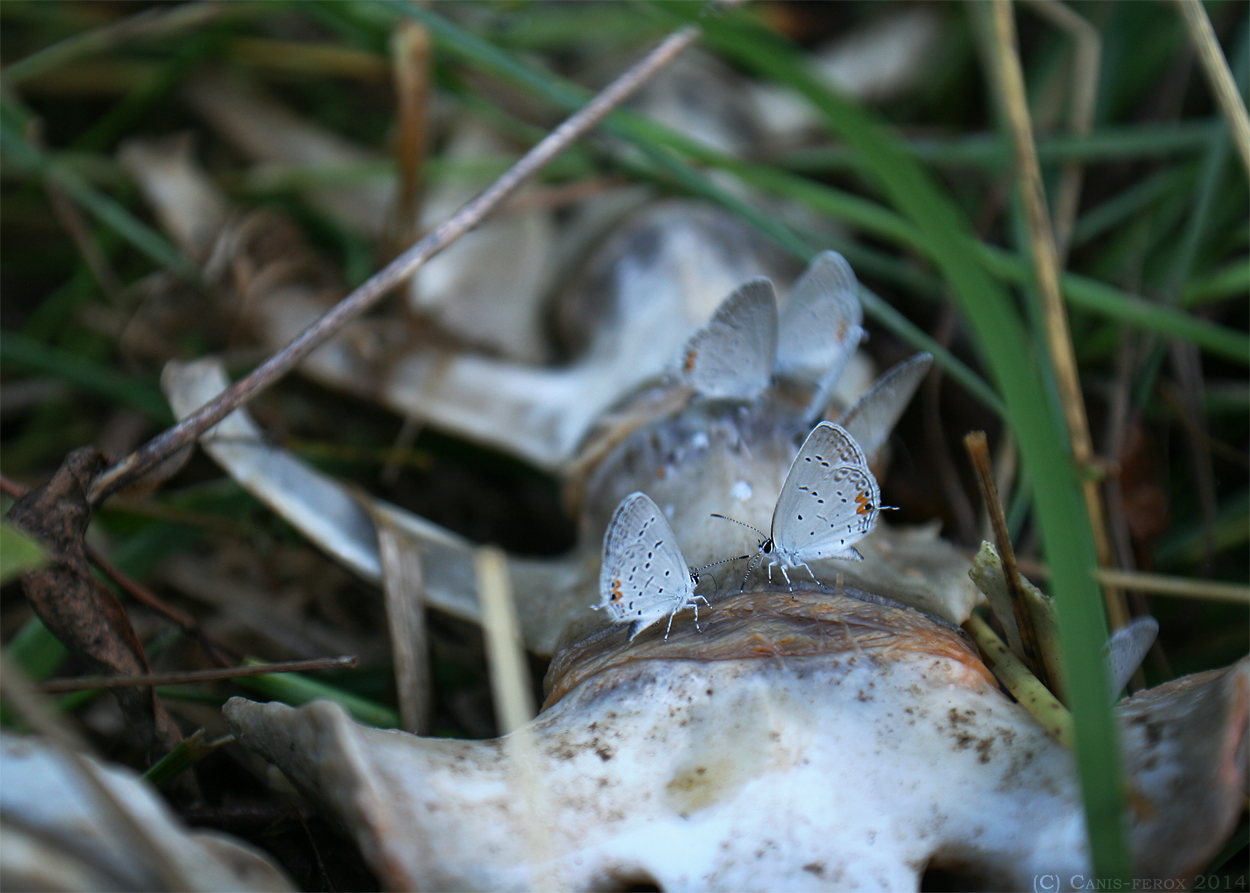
[779,564,793,591]
[741,552,762,591]
[691,595,712,633]
[800,562,818,584]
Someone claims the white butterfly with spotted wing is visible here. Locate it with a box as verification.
[715,422,883,587]
[679,278,778,401]
[596,492,710,640]
[775,251,865,420]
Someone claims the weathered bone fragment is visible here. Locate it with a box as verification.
[0,734,294,892]
[222,593,1248,891]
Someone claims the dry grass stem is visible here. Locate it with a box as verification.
[1023,0,1099,265]
[1094,569,1250,604]
[377,519,432,734]
[987,0,1128,630]
[387,20,431,258]
[1177,0,1250,175]
[1013,558,1250,605]
[474,545,536,733]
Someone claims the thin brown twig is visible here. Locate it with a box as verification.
[87,20,705,506]
[35,655,358,693]
[987,0,1129,631]
[86,546,238,666]
[965,431,1048,686]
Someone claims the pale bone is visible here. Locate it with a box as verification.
[121,129,801,470]
[103,34,1248,891]
[161,358,585,657]
[747,7,944,140]
[374,202,796,469]
[186,74,560,364]
[222,592,1249,891]
[117,134,230,264]
[582,48,762,156]
[0,734,294,892]
[410,115,558,364]
[183,73,392,240]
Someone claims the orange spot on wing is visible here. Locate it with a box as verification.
[855,491,874,515]
[683,348,698,373]
[610,579,623,603]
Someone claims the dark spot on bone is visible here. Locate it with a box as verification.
[1143,721,1164,746]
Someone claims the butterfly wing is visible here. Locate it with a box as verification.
[680,279,778,400]
[772,422,879,562]
[598,492,694,636]
[1104,616,1159,700]
[775,252,864,417]
[838,352,933,462]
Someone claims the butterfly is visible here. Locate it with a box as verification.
[596,492,710,640]
[714,422,883,588]
[774,251,865,420]
[679,278,777,401]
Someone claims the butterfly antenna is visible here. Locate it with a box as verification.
[693,552,749,577]
[710,513,767,538]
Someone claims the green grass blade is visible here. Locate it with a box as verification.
[698,11,1130,876]
[0,330,174,424]
[234,660,400,729]
[780,121,1221,173]
[0,101,203,285]
[1,522,47,585]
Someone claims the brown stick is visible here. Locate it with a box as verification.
[35,655,358,693]
[964,431,1048,686]
[87,21,705,506]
